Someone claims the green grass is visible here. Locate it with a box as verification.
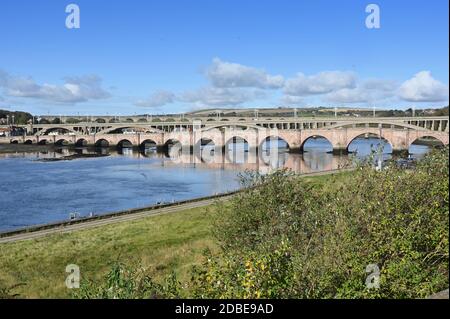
[0,205,219,298]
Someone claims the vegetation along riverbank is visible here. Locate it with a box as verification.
[0,148,448,298]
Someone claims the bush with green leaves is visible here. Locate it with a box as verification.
[192,147,449,298]
[73,262,181,299]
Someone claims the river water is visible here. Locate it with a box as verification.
[0,138,433,232]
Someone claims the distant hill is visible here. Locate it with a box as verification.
[183,106,450,118]
[429,105,449,116]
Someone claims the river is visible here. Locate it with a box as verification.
[0,138,434,232]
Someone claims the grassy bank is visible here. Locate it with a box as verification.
[0,206,217,298]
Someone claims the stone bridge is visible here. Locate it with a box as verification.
[3,116,449,154]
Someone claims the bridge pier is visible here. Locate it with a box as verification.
[391,148,410,156]
[288,146,302,153]
[332,147,349,155]
[156,144,165,152]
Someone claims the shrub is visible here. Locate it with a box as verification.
[73,262,181,299]
[192,147,449,298]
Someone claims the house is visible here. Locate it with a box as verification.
[0,127,11,137]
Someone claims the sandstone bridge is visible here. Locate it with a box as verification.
[2,116,449,154]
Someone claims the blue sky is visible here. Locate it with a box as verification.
[0,0,448,115]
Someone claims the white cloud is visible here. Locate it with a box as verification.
[363,79,397,92]
[135,90,175,108]
[181,87,265,107]
[284,71,356,96]
[325,79,397,104]
[0,70,111,104]
[398,71,449,102]
[325,88,372,104]
[206,58,284,89]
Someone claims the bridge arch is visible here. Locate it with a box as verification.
[75,138,88,147]
[300,134,334,152]
[95,139,110,148]
[38,127,76,136]
[225,136,249,163]
[38,139,49,145]
[202,123,262,132]
[163,139,182,158]
[408,136,445,154]
[117,139,133,148]
[329,121,428,131]
[408,132,448,148]
[97,126,164,135]
[195,128,222,148]
[346,132,393,154]
[55,139,70,146]
[260,136,290,151]
[195,137,216,147]
[193,138,217,163]
[140,139,157,149]
[24,139,33,145]
[164,138,181,149]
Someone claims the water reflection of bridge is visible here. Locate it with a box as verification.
[158,148,347,174]
[0,147,349,175]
